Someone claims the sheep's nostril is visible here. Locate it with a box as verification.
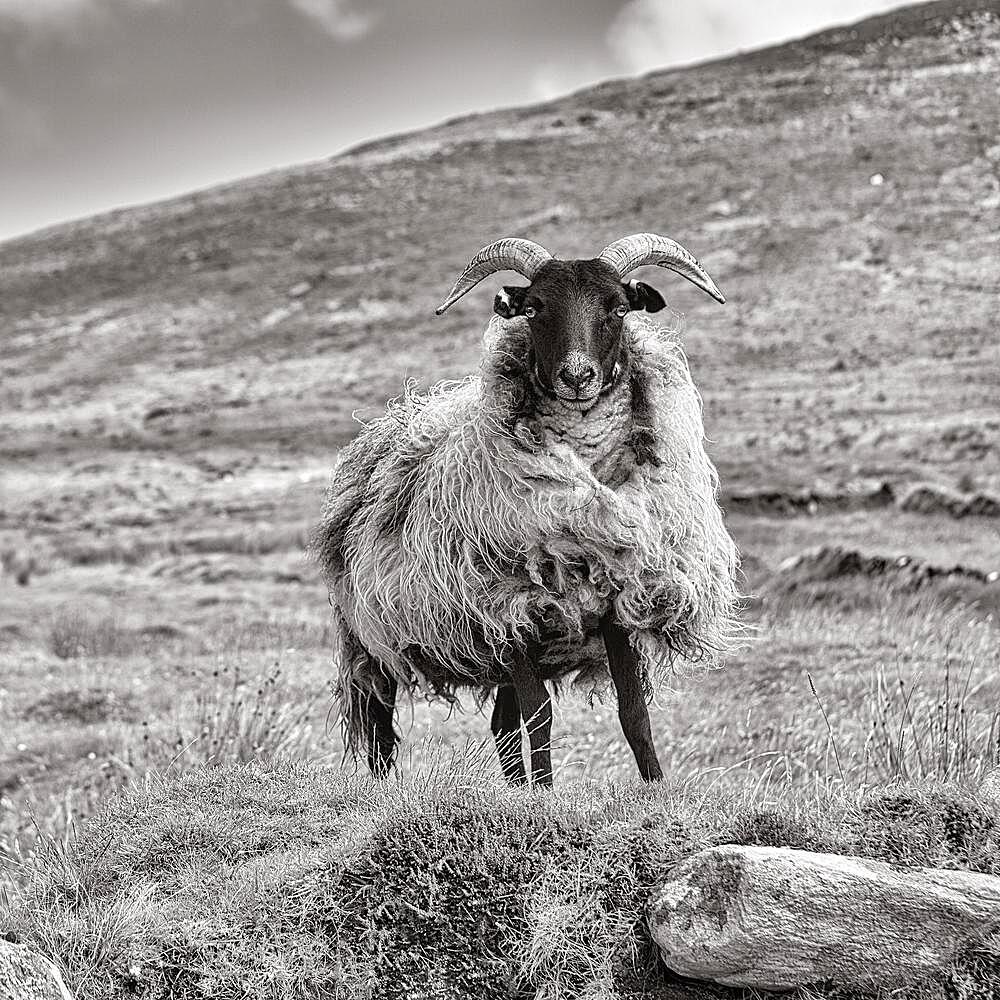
[558,363,598,391]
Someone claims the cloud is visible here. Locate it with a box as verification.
[0,85,50,152]
[608,0,903,74]
[0,0,165,30]
[286,0,377,41]
[0,0,94,24]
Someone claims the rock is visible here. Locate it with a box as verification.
[649,845,1000,992]
[897,482,968,516]
[981,766,1000,806]
[964,493,1000,518]
[895,482,1000,519]
[0,939,74,1000]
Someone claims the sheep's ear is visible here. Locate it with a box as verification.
[624,279,666,313]
[494,285,528,319]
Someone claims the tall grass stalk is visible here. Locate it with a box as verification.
[167,661,324,767]
[866,652,1000,784]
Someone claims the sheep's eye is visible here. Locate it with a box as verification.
[523,306,537,319]
[614,304,629,318]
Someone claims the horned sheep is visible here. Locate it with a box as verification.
[313,233,742,786]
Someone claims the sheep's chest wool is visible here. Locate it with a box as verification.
[314,312,741,722]
[532,380,634,489]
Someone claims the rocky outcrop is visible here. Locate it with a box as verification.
[649,845,1000,992]
[723,481,1000,520]
[981,766,1000,807]
[722,480,895,517]
[897,483,1000,519]
[0,940,74,1000]
[766,544,999,594]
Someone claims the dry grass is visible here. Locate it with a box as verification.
[161,660,326,768]
[47,608,140,660]
[1,755,998,1000]
[2,582,999,998]
[9,585,997,863]
[1,635,333,874]
[866,656,1000,785]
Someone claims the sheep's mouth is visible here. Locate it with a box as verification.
[535,363,622,408]
[553,387,601,407]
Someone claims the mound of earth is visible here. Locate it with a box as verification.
[4,762,999,1000]
[723,481,895,517]
[763,544,1000,613]
[724,481,1000,519]
[23,687,139,724]
[897,483,1000,518]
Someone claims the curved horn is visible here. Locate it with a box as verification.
[435,238,553,314]
[598,232,725,304]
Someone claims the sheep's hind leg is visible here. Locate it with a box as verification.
[490,684,527,785]
[509,648,553,788]
[600,614,664,782]
[360,675,398,778]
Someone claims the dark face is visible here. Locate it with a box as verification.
[493,258,666,405]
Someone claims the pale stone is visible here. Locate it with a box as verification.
[649,845,1000,991]
[0,940,74,1000]
[980,766,1000,806]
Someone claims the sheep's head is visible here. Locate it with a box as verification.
[436,234,725,406]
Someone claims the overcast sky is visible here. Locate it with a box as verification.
[0,0,916,241]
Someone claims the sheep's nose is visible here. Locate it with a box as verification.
[558,361,598,391]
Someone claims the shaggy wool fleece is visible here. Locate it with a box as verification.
[313,313,741,746]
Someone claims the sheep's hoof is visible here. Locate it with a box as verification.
[631,430,660,466]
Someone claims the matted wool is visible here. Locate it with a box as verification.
[312,313,742,749]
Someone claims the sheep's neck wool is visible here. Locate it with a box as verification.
[531,379,634,488]
[313,312,742,744]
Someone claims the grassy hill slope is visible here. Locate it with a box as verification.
[2,0,998,482]
[2,1,998,647]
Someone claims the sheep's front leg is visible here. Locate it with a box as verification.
[360,675,398,778]
[600,614,664,781]
[509,649,553,788]
[490,683,527,785]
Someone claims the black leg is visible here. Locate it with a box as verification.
[360,675,398,778]
[509,648,553,788]
[490,683,527,784]
[600,614,664,781]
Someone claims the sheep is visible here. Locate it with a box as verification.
[313,233,742,786]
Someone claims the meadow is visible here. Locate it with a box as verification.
[2,488,998,997]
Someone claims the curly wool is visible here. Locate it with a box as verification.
[312,313,742,748]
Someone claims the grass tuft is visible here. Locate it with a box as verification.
[865,654,1000,785]
[47,609,138,660]
[164,661,325,768]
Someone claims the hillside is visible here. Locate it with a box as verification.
[2,0,998,487]
[3,4,997,635]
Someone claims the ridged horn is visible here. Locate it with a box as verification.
[598,232,725,304]
[436,238,553,314]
